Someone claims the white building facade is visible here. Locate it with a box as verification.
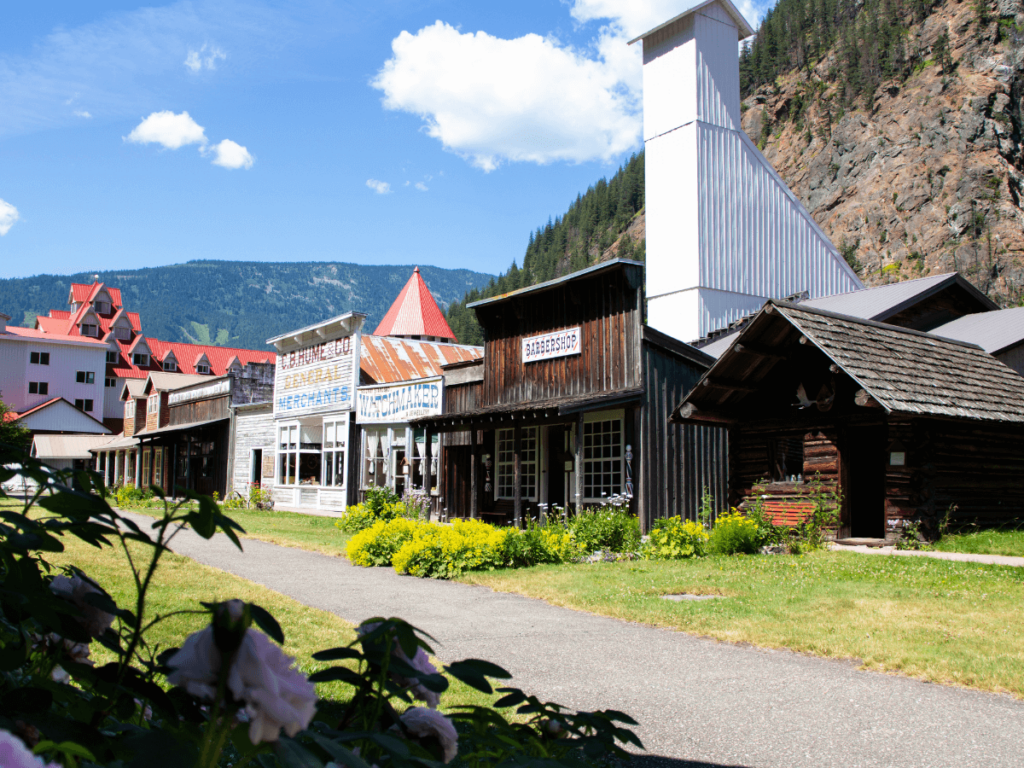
[633,0,863,343]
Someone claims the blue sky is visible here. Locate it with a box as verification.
[0,0,769,280]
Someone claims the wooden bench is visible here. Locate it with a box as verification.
[763,500,815,527]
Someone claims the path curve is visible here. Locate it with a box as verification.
[130,513,1024,768]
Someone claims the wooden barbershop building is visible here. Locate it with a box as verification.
[412,259,725,530]
[672,301,1024,540]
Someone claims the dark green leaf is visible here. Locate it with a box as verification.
[311,647,362,662]
[250,603,285,645]
[275,737,324,768]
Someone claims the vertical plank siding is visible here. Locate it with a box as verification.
[639,341,726,529]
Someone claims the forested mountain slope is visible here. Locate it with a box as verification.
[448,0,1024,342]
[0,262,493,350]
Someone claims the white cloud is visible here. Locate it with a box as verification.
[414,182,429,192]
[366,179,391,194]
[206,138,254,169]
[74,109,92,118]
[125,110,207,149]
[372,21,641,171]
[569,0,764,36]
[185,43,227,73]
[0,199,20,236]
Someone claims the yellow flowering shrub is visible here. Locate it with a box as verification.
[347,518,420,566]
[708,509,761,555]
[644,517,709,559]
[393,519,513,578]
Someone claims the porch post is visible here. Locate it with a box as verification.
[470,428,479,520]
[134,447,142,489]
[513,423,522,528]
[574,412,584,514]
[424,426,433,522]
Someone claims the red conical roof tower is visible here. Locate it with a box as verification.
[373,267,457,342]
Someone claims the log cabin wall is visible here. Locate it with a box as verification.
[475,266,643,407]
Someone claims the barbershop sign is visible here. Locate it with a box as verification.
[357,377,443,424]
[522,327,581,364]
[274,335,357,416]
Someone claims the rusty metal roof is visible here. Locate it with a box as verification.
[359,335,482,385]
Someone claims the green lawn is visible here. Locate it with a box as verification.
[130,504,353,558]
[932,529,1024,558]
[458,552,1024,696]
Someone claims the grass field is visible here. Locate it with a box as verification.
[932,529,1024,558]
[129,504,353,558]
[459,551,1024,696]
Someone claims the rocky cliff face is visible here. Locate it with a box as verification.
[741,0,1024,305]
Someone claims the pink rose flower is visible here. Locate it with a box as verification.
[167,627,317,744]
[0,730,60,768]
[400,707,458,763]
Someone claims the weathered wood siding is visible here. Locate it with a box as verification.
[639,341,723,528]
[441,381,482,447]
[475,266,642,407]
[170,395,229,427]
[231,406,275,498]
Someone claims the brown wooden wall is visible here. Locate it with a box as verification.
[442,381,482,447]
[475,265,642,408]
[170,395,229,427]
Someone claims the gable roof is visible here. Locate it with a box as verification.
[372,267,456,341]
[141,372,212,395]
[10,397,111,434]
[32,433,114,460]
[468,258,644,310]
[675,301,1024,424]
[109,338,275,380]
[627,0,755,43]
[360,335,483,385]
[930,308,1024,355]
[2,325,108,346]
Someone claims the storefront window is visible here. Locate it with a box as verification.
[362,427,388,489]
[278,425,298,486]
[583,418,622,501]
[322,419,346,488]
[496,427,538,501]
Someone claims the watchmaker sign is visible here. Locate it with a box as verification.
[522,327,581,363]
[356,377,443,424]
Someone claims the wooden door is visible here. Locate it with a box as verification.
[842,425,886,539]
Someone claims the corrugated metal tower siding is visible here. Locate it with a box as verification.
[696,124,861,304]
[693,5,741,130]
[639,341,728,530]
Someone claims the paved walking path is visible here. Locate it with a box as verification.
[128,513,1024,768]
[830,542,1024,567]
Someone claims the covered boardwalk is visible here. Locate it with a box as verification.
[672,301,1024,540]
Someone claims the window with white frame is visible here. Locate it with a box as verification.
[74,399,94,412]
[107,350,118,363]
[30,352,50,365]
[76,371,95,384]
[496,426,538,501]
[105,378,117,388]
[322,418,347,487]
[114,327,131,341]
[80,324,97,337]
[148,395,159,414]
[29,382,49,395]
[583,417,623,501]
[277,425,298,486]
[362,427,389,488]
[163,360,177,372]
[153,447,163,490]
[133,353,149,366]
[95,301,110,314]
[142,449,151,486]
[196,363,210,374]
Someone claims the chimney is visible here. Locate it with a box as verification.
[631,0,862,343]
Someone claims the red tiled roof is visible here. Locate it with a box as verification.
[360,335,482,384]
[49,310,71,320]
[372,267,456,341]
[70,284,94,303]
[109,338,275,379]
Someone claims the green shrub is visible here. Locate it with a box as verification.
[644,517,709,559]
[744,491,787,547]
[568,505,641,554]
[347,518,419,566]
[336,487,410,533]
[113,484,152,508]
[708,510,761,555]
[503,521,578,568]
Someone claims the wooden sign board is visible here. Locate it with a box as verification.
[522,327,581,364]
[262,454,275,479]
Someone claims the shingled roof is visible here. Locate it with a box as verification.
[674,301,1024,424]
[372,267,456,342]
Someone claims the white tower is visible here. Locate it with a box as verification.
[632,0,863,343]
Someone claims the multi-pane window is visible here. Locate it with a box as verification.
[163,361,177,372]
[278,425,299,486]
[142,449,151,486]
[28,382,49,395]
[322,419,347,487]
[95,301,110,314]
[105,378,117,388]
[74,399,94,412]
[148,396,159,414]
[114,327,131,341]
[153,448,163,490]
[196,363,210,374]
[80,324,97,337]
[133,353,149,366]
[496,427,538,501]
[362,427,389,488]
[30,352,50,365]
[76,371,95,384]
[107,351,119,363]
[583,419,623,501]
